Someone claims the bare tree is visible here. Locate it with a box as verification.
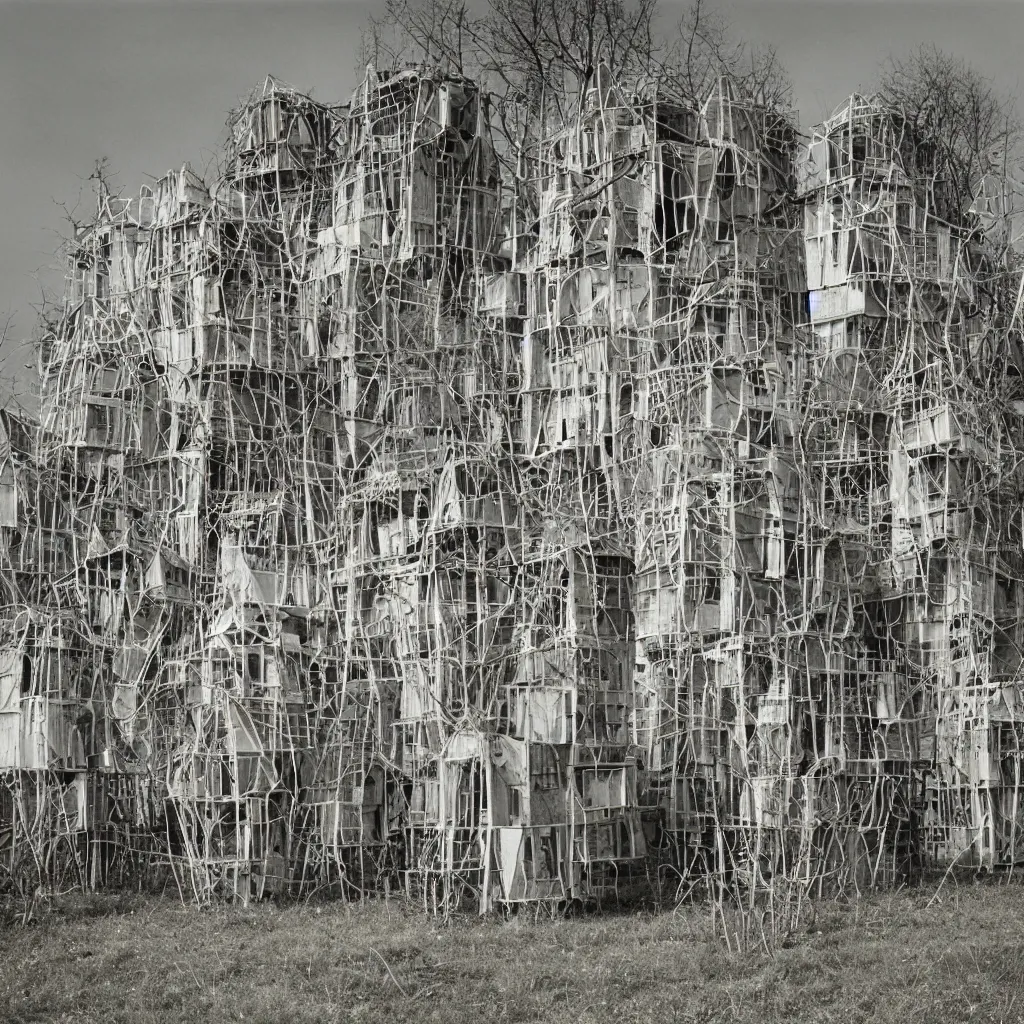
[483,0,658,117]
[661,0,791,111]
[365,0,790,126]
[363,0,792,229]
[364,0,659,140]
[360,0,477,76]
[878,44,1021,219]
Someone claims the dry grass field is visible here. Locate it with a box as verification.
[2,882,1024,1023]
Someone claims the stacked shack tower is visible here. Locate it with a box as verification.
[304,67,510,902]
[801,97,1024,874]
[1,67,1023,907]
[623,78,813,889]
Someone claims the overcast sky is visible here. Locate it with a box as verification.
[1,0,1021,398]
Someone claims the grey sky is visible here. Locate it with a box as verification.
[1,0,1021,400]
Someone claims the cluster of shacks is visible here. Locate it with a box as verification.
[3,64,1024,909]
